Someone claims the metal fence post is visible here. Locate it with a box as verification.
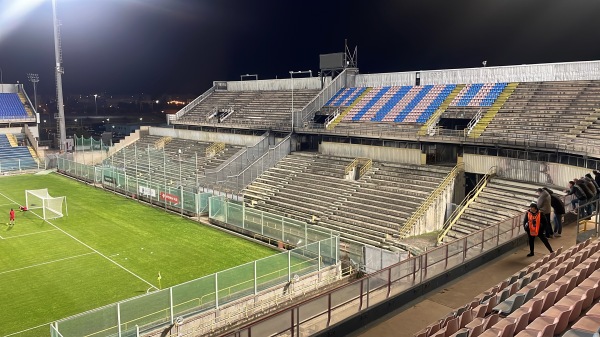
[117,302,122,337]
[318,241,322,271]
[254,260,258,295]
[215,273,219,309]
[170,287,174,325]
[288,250,292,282]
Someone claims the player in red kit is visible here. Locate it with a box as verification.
[9,208,15,226]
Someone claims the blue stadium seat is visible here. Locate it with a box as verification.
[0,93,28,119]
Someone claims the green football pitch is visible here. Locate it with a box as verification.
[0,173,277,337]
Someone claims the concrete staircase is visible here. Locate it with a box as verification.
[469,83,519,138]
[418,85,465,136]
[326,88,372,130]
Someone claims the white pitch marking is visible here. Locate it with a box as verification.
[0,191,159,291]
[0,252,95,275]
[3,228,59,239]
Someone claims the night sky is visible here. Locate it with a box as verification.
[1,0,600,96]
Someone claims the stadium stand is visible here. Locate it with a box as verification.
[337,84,457,123]
[243,152,451,250]
[0,133,38,171]
[0,93,28,119]
[105,134,242,192]
[414,238,600,337]
[478,81,600,140]
[441,178,566,242]
[177,89,318,126]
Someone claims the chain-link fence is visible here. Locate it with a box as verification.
[58,157,211,215]
[51,236,338,337]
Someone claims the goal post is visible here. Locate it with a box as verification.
[25,189,68,220]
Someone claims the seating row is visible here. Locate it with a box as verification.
[415,239,600,337]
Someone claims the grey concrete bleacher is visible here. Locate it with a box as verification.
[243,152,451,250]
[177,89,318,127]
[482,81,600,141]
[105,135,241,192]
[444,178,566,242]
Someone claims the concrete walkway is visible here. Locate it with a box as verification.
[350,217,593,337]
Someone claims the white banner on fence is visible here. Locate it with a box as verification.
[139,186,156,197]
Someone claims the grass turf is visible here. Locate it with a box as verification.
[0,173,278,337]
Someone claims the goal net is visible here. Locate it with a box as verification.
[25,189,68,220]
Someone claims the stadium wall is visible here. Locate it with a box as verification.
[148,126,262,147]
[0,127,23,134]
[226,77,326,91]
[319,141,422,165]
[464,154,591,186]
[354,60,600,87]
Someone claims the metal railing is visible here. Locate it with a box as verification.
[466,108,484,136]
[203,132,270,191]
[297,123,600,159]
[437,166,497,244]
[398,163,464,238]
[168,84,217,123]
[324,107,341,129]
[222,210,529,337]
[296,69,348,126]
[344,157,372,179]
[219,134,291,196]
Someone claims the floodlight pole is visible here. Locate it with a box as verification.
[52,0,67,152]
[289,70,312,132]
[94,94,98,115]
[27,73,39,116]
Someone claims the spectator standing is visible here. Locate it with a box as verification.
[536,188,553,238]
[523,203,554,257]
[566,181,587,217]
[593,170,600,189]
[543,187,565,237]
[577,179,594,217]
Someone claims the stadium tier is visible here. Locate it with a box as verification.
[479,80,600,140]
[243,152,451,249]
[177,89,318,126]
[0,133,38,172]
[329,84,457,123]
[0,93,29,119]
[104,134,242,192]
[415,239,600,337]
[442,179,566,242]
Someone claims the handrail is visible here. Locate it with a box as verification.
[466,108,484,136]
[436,166,497,244]
[359,159,372,178]
[324,108,341,129]
[168,84,217,122]
[398,163,464,238]
[344,157,372,179]
[344,158,360,175]
[205,142,225,157]
[297,69,348,125]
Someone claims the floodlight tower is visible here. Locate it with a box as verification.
[52,0,67,152]
[27,73,39,115]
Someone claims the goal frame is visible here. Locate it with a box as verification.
[25,189,68,220]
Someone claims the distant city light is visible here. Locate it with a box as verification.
[168,100,186,105]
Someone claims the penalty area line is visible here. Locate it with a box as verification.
[0,252,95,276]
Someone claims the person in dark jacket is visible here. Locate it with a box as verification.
[577,179,595,216]
[566,180,588,217]
[593,171,600,189]
[523,203,554,257]
[536,188,553,238]
[585,174,599,212]
[543,187,566,237]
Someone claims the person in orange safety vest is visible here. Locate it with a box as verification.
[523,203,554,257]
